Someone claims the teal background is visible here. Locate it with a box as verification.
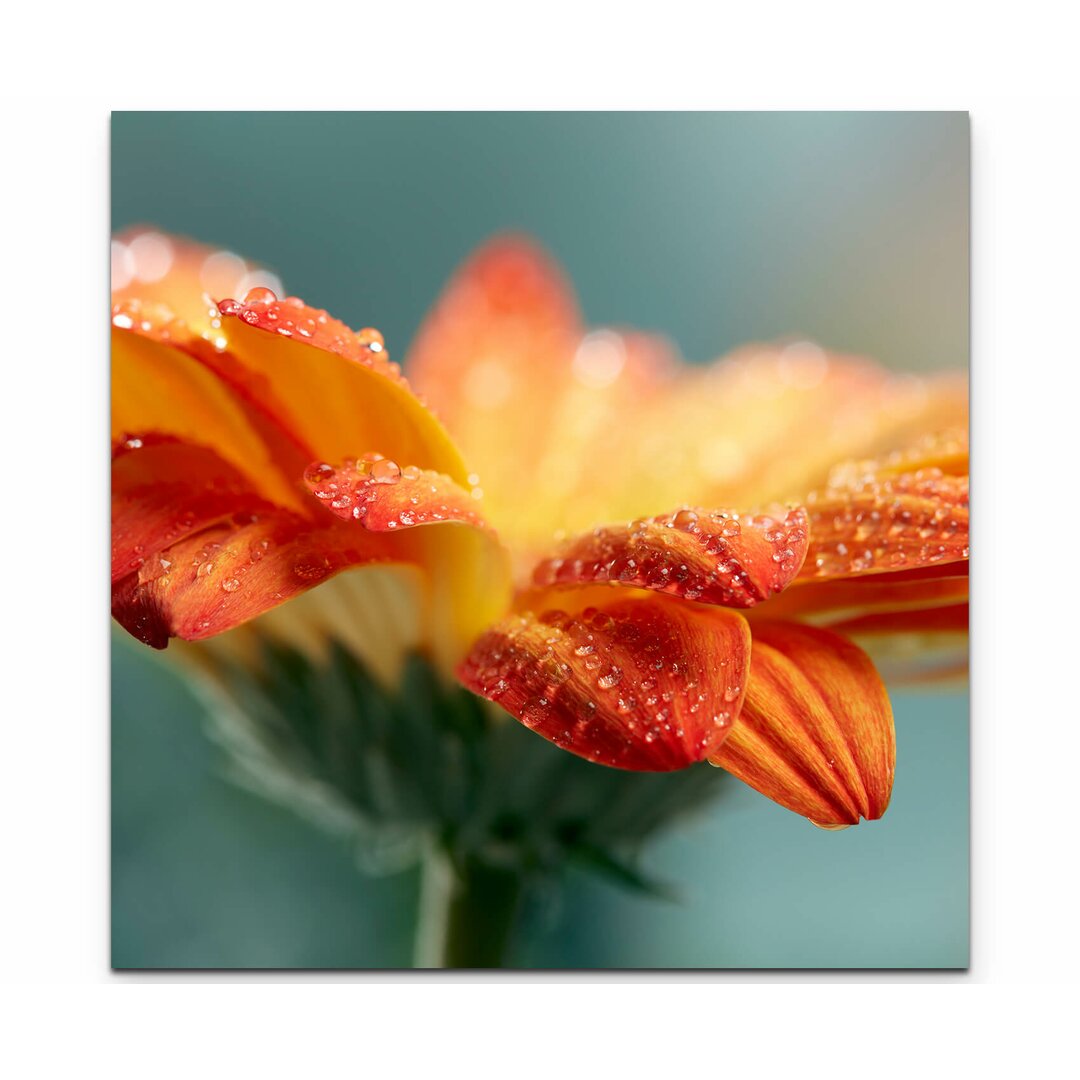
[111,112,969,968]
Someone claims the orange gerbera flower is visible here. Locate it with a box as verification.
[111,230,968,830]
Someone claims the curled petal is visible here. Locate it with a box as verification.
[215,293,471,488]
[710,623,895,825]
[532,506,808,606]
[111,438,512,672]
[112,434,278,584]
[457,589,752,771]
[112,326,305,511]
[303,456,487,532]
[111,508,395,649]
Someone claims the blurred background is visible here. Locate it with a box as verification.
[111,111,969,968]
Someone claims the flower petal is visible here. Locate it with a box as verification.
[532,506,808,606]
[751,565,969,624]
[112,504,391,649]
[710,622,895,825]
[408,239,968,555]
[303,456,487,532]
[112,437,511,671]
[112,434,277,584]
[302,453,514,672]
[802,466,968,580]
[405,235,587,548]
[112,229,281,335]
[457,588,752,771]
[215,292,472,488]
[112,325,305,511]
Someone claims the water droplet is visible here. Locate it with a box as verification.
[598,666,623,690]
[370,458,401,483]
[221,577,241,593]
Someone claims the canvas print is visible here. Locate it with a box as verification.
[111,112,969,969]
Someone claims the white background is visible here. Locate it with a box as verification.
[1,1,1077,1074]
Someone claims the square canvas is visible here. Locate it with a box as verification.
[111,111,969,969]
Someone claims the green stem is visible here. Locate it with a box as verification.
[414,844,525,969]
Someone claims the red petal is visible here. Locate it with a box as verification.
[303,456,487,532]
[532,506,808,607]
[751,565,969,624]
[457,589,751,771]
[111,437,403,648]
[710,623,895,825]
[112,510,392,649]
[826,602,969,636]
[112,434,277,584]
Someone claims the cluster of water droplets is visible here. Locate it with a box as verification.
[806,466,969,577]
[462,603,747,769]
[217,288,407,384]
[303,455,484,531]
[532,506,807,607]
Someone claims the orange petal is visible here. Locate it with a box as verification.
[215,291,471,487]
[532,506,808,607]
[801,464,968,580]
[405,235,968,559]
[457,589,751,771]
[710,622,895,825]
[405,235,585,545]
[303,456,487,532]
[112,325,306,512]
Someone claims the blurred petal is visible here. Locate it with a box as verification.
[112,229,280,335]
[406,237,968,561]
[711,623,895,825]
[406,235,587,550]
[532,506,808,607]
[752,565,969,624]
[826,601,969,637]
[458,588,751,771]
[177,563,428,689]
